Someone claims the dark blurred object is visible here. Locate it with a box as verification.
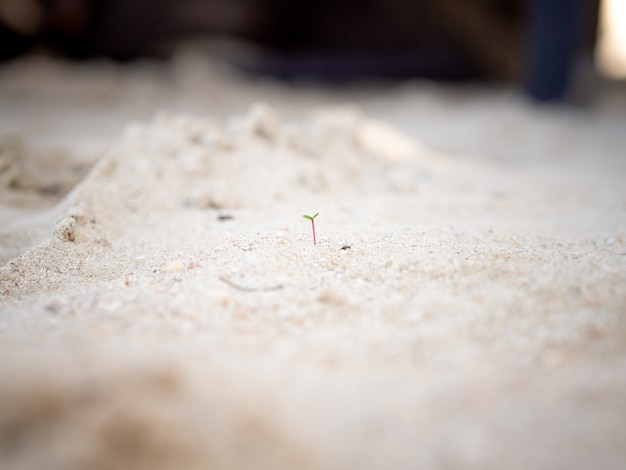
[241,0,525,81]
[0,0,44,59]
[525,0,599,101]
[0,0,265,60]
[0,0,600,99]
[71,0,267,59]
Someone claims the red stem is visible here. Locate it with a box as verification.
[311,219,316,246]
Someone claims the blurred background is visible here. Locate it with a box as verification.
[0,0,624,102]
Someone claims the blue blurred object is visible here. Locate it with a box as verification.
[525,0,586,102]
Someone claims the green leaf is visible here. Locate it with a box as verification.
[303,213,319,220]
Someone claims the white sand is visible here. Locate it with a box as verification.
[1,53,626,469]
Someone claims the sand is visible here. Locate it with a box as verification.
[1,53,626,469]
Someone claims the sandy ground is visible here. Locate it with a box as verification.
[1,52,626,469]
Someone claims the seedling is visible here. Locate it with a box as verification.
[302,212,319,246]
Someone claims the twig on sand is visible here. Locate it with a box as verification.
[219,276,283,292]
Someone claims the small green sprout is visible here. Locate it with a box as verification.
[302,212,319,246]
